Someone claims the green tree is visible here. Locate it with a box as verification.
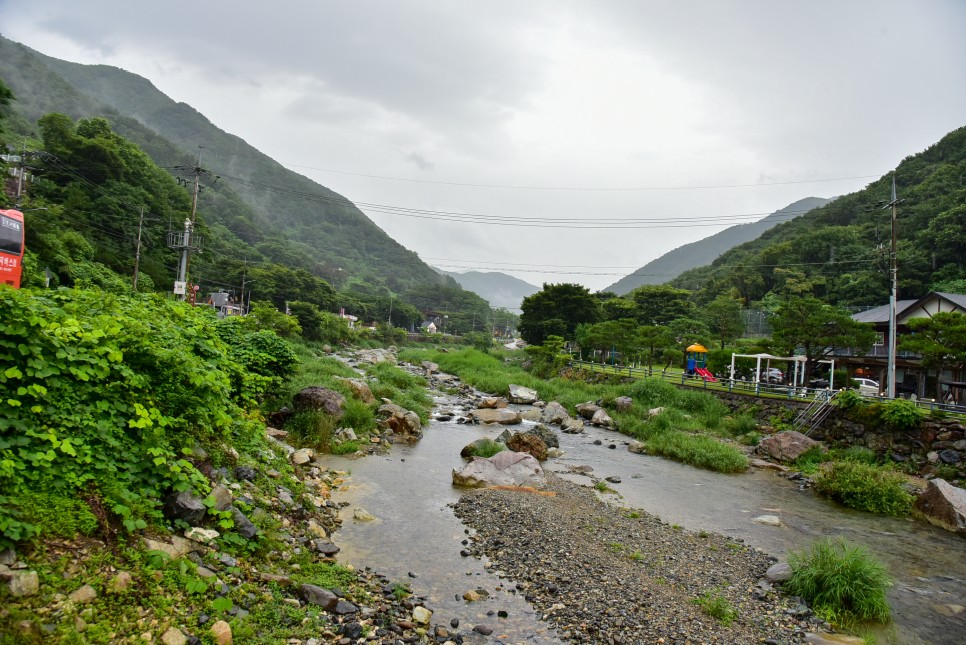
[628,285,695,326]
[0,78,14,136]
[702,292,744,349]
[900,312,966,399]
[770,296,876,381]
[636,325,673,372]
[519,283,599,345]
[600,295,637,321]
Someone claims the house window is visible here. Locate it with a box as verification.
[874,332,885,346]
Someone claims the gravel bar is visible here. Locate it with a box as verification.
[452,473,821,644]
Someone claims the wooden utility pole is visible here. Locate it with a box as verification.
[885,173,901,399]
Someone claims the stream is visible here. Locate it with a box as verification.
[318,391,966,644]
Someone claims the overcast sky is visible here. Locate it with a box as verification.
[3,1,965,295]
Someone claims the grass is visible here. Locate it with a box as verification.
[814,461,914,516]
[785,537,892,626]
[463,438,506,458]
[693,590,737,626]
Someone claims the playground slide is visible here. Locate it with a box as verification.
[695,367,718,382]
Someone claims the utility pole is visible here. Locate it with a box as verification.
[885,173,902,399]
[168,148,210,299]
[132,207,145,291]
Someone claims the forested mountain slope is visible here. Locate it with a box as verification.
[0,35,447,295]
[438,270,540,310]
[671,126,966,306]
[605,197,832,295]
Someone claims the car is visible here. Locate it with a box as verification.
[759,367,784,384]
[809,377,831,389]
[853,377,880,395]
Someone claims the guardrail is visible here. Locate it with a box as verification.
[567,359,966,417]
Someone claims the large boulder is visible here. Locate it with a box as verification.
[527,424,560,449]
[468,408,522,425]
[477,397,509,409]
[615,396,634,412]
[540,401,570,425]
[591,408,616,429]
[756,431,821,463]
[338,378,376,404]
[561,417,585,434]
[377,403,422,441]
[575,401,602,420]
[163,491,207,526]
[356,348,396,365]
[452,451,546,488]
[460,438,505,459]
[507,432,549,461]
[293,387,346,420]
[508,384,539,404]
[913,478,966,535]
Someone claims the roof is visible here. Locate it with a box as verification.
[851,300,917,324]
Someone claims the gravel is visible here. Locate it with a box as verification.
[452,474,821,644]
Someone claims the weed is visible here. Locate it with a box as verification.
[625,511,641,519]
[785,537,892,625]
[693,590,737,625]
[814,461,914,516]
[464,438,506,459]
[630,550,645,562]
[594,480,612,493]
[608,542,624,554]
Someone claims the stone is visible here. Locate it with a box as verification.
[508,384,538,404]
[209,484,233,511]
[333,427,358,443]
[0,548,16,566]
[161,627,187,645]
[300,583,338,608]
[527,424,560,449]
[210,619,232,645]
[757,431,821,463]
[749,457,789,472]
[353,508,375,521]
[313,540,341,557]
[330,600,359,615]
[649,407,665,417]
[753,515,783,527]
[421,360,439,374]
[468,408,522,425]
[507,433,549,461]
[231,508,258,539]
[913,478,966,535]
[69,584,97,604]
[615,396,633,412]
[561,418,585,434]
[163,491,207,526]
[107,571,133,594]
[377,403,423,440]
[575,401,601,419]
[293,387,346,420]
[591,408,616,429]
[6,570,39,596]
[452,451,546,489]
[356,348,396,364]
[463,590,481,601]
[143,536,196,559]
[939,449,961,464]
[804,633,866,645]
[540,401,570,425]
[185,527,220,544]
[258,572,292,587]
[627,440,646,455]
[341,378,376,404]
[477,396,509,409]
[764,562,793,583]
[306,519,327,539]
[291,448,315,465]
[412,606,433,624]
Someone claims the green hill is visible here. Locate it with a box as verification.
[670,126,966,306]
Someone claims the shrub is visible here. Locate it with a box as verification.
[693,590,736,626]
[792,446,828,476]
[286,410,337,451]
[879,398,926,432]
[464,438,505,458]
[814,461,914,516]
[785,537,892,625]
[833,389,866,411]
[645,431,748,473]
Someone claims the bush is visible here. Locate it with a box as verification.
[833,389,866,411]
[879,398,926,432]
[814,461,914,516]
[287,410,337,450]
[645,431,748,473]
[785,537,892,625]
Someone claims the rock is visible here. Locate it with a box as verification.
[107,571,133,594]
[527,424,560,449]
[477,396,509,409]
[468,408,522,425]
[765,562,793,583]
[209,484,233,511]
[461,438,504,459]
[259,572,292,587]
[648,407,665,417]
[757,431,821,463]
[805,633,866,644]
[412,606,433,624]
[463,590,481,601]
[333,427,358,443]
[561,418,585,434]
[540,401,570,424]
[377,403,423,440]
[356,348,396,364]
[615,396,633,412]
[507,433,549,461]
[0,548,14,566]
[300,583,338,607]
[163,491,207,526]
[210,619,232,645]
[547,447,563,458]
[913,478,966,534]
[143,536,196,559]
[185,527,220,544]
[421,360,439,375]
[293,387,346,420]
[473,624,494,635]
[575,401,601,419]
[5,570,39,596]
[231,508,258,539]
[265,426,289,439]
[313,540,341,557]
[340,378,376,404]
[306,519,328,539]
[452,451,546,489]
[291,448,315,465]
[161,627,187,645]
[353,508,376,521]
[939,449,961,464]
[750,458,790,472]
[627,440,646,454]
[69,584,97,604]
[520,409,542,422]
[331,600,359,615]
[591,408,616,429]
[753,515,783,527]
[508,384,539,404]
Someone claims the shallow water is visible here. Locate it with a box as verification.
[320,395,966,644]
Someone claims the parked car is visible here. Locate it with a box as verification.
[853,377,880,395]
[809,377,831,388]
[759,367,784,384]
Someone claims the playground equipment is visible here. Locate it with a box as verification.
[686,344,718,382]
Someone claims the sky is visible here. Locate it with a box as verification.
[2,1,965,294]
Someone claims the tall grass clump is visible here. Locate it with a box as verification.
[463,438,505,458]
[813,461,914,516]
[364,361,426,391]
[645,431,748,473]
[287,410,338,450]
[785,537,892,625]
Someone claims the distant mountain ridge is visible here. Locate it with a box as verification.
[604,197,832,294]
[436,270,540,310]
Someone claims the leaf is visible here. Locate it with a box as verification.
[211,597,233,612]
[3,367,22,379]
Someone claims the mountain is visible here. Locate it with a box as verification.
[669,125,966,306]
[437,270,540,310]
[0,35,448,294]
[604,197,832,294]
